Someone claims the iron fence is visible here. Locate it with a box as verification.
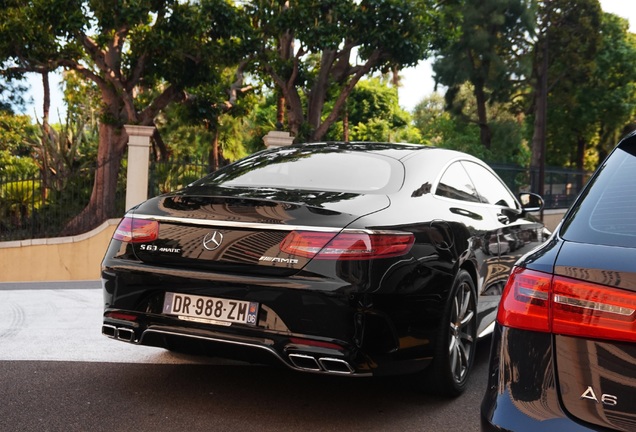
[490,164,592,210]
[0,169,98,241]
[1,161,591,242]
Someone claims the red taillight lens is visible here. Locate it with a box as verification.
[113,217,159,243]
[280,230,414,260]
[553,277,636,343]
[498,267,636,343]
[497,267,551,332]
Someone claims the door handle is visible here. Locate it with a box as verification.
[497,214,510,224]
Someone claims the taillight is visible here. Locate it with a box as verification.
[498,267,636,343]
[113,217,159,243]
[497,267,551,332]
[280,230,414,260]
[553,277,636,342]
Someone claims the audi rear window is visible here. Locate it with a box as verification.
[562,142,636,248]
[193,147,402,194]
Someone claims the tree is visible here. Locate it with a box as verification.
[529,0,601,189]
[324,77,419,142]
[0,111,39,178]
[246,0,442,141]
[574,13,636,166]
[28,71,101,192]
[412,87,529,165]
[0,0,251,233]
[433,0,535,149]
[159,66,260,171]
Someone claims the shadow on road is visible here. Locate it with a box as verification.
[0,336,491,432]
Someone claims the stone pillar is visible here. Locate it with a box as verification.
[263,130,294,148]
[124,125,155,211]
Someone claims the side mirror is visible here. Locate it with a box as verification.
[518,192,544,212]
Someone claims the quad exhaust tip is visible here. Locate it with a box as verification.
[288,353,354,375]
[102,324,136,343]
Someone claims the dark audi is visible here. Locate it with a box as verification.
[482,132,636,429]
[102,142,545,395]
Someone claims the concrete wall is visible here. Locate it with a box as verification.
[0,219,119,282]
[0,209,566,283]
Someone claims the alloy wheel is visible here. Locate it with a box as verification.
[448,280,476,384]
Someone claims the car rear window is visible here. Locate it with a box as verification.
[562,143,636,248]
[194,147,402,194]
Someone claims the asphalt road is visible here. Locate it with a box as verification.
[0,281,490,432]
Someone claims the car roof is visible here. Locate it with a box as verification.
[295,141,471,164]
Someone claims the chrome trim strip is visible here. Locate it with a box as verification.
[129,213,343,232]
[128,213,406,236]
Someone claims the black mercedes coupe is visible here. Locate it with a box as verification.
[101,142,546,396]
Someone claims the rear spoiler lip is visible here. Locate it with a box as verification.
[127,213,407,236]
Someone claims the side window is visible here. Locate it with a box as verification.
[462,161,518,209]
[435,162,481,203]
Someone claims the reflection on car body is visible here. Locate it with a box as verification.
[482,132,636,430]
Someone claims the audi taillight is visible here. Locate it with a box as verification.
[113,217,159,243]
[498,267,636,343]
[280,230,414,260]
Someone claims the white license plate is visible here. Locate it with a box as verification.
[163,292,258,326]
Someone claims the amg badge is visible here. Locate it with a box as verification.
[259,256,299,264]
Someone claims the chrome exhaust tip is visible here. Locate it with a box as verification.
[102,324,117,338]
[116,327,135,342]
[288,353,321,371]
[318,357,354,374]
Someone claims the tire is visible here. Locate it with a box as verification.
[423,269,477,397]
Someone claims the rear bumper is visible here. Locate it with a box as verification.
[480,326,592,432]
[102,317,373,375]
[101,262,439,377]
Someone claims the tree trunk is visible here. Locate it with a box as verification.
[276,93,285,127]
[62,123,127,235]
[40,71,51,204]
[474,81,491,149]
[343,103,349,141]
[210,127,220,171]
[531,38,549,196]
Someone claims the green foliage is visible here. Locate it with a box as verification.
[0,111,38,177]
[579,13,636,161]
[532,0,602,168]
[433,0,535,148]
[246,0,444,139]
[324,77,420,142]
[151,161,208,196]
[24,71,100,192]
[434,0,535,100]
[0,150,38,178]
[0,178,42,235]
[412,90,529,165]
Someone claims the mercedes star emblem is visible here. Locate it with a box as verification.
[202,231,224,251]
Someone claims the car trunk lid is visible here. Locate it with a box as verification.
[126,188,391,275]
[553,241,636,431]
